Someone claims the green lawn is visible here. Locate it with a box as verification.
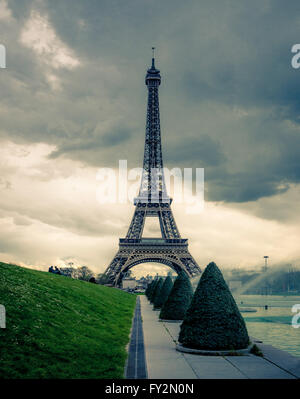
[0,262,136,378]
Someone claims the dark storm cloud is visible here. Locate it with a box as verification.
[179,13,300,124]
[49,127,132,159]
[165,135,226,167]
[1,0,300,204]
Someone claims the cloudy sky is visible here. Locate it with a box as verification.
[0,0,300,275]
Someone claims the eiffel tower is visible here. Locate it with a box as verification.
[104,50,201,285]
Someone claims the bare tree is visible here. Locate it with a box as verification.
[77,266,94,281]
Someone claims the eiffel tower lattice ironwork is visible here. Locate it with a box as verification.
[104,52,201,285]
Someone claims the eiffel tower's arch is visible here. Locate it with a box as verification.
[122,257,183,275]
[115,258,182,286]
[106,240,201,286]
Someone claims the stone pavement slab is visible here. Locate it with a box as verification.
[226,355,294,379]
[182,354,246,379]
[257,342,300,378]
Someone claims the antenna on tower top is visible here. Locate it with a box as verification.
[151,47,155,68]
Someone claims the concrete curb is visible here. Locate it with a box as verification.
[159,319,183,323]
[125,297,148,379]
[176,343,252,356]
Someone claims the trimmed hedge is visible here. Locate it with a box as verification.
[153,276,173,310]
[148,278,159,302]
[145,281,154,298]
[151,277,164,306]
[159,272,193,320]
[178,262,250,350]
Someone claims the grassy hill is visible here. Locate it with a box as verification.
[0,262,136,379]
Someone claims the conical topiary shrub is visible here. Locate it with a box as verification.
[151,277,164,306]
[145,281,154,298]
[148,278,159,302]
[153,276,173,310]
[159,271,193,320]
[178,262,250,350]
[146,278,157,301]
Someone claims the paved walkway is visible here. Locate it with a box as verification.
[140,295,300,379]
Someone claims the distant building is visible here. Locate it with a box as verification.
[122,277,137,290]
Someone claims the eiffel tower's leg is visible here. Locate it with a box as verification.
[103,251,129,285]
[178,253,201,276]
[159,206,181,239]
[126,208,146,239]
[103,207,147,285]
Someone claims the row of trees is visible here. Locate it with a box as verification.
[146,272,193,320]
[57,265,110,284]
[145,262,250,351]
[54,265,95,281]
